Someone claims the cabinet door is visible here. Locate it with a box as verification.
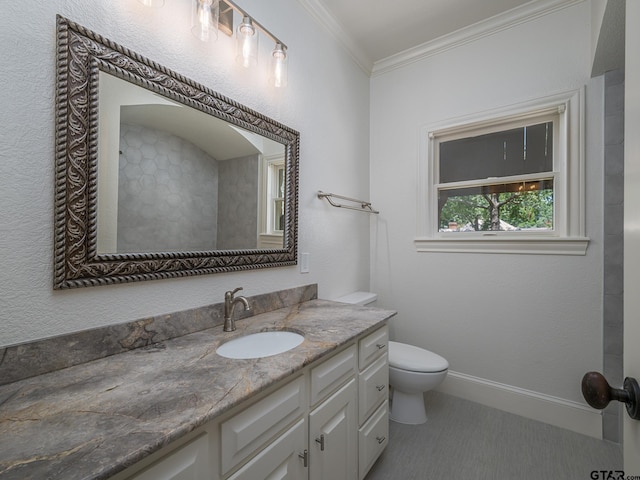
[308,378,357,480]
[127,434,210,480]
[227,419,307,480]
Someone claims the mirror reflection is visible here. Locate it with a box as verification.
[97,72,286,254]
[54,16,299,289]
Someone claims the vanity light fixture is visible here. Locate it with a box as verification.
[138,0,289,87]
[191,0,219,42]
[224,0,289,87]
[270,42,288,88]
[236,15,258,68]
[138,0,164,6]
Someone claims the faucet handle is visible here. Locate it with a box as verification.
[226,287,243,298]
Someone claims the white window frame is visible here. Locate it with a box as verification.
[257,154,285,248]
[415,88,589,255]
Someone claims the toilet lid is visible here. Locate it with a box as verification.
[388,341,449,372]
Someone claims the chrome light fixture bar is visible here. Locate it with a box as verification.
[221,0,288,87]
[139,0,288,87]
[221,0,287,50]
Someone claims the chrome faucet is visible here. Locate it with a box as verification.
[223,287,251,332]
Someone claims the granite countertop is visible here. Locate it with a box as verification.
[0,299,394,480]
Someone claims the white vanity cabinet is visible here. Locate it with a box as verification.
[308,380,357,479]
[308,346,358,480]
[226,419,307,480]
[220,345,358,480]
[123,433,211,480]
[220,376,307,476]
[115,324,389,480]
[357,325,389,479]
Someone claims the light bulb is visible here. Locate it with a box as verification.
[192,0,219,42]
[236,16,258,68]
[269,43,288,88]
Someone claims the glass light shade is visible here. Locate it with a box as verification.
[138,0,164,6]
[236,16,258,68]
[191,0,219,42]
[269,43,288,88]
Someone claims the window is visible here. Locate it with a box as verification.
[438,120,555,233]
[416,89,588,255]
[257,154,286,248]
[267,160,285,233]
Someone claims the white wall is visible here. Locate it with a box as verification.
[0,0,371,347]
[625,0,640,469]
[370,2,604,434]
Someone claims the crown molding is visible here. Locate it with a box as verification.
[298,0,585,78]
[296,0,374,75]
[372,0,585,76]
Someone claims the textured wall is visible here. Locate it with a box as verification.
[0,0,371,347]
[118,123,219,253]
[370,1,604,407]
[217,155,259,250]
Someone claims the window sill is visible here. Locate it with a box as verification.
[258,233,284,249]
[414,236,589,255]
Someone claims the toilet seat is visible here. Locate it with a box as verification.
[389,341,449,373]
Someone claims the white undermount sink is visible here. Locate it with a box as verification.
[216,331,304,359]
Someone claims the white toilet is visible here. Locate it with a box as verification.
[388,341,448,424]
[334,291,449,425]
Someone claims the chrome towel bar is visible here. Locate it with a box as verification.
[317,191,379,214]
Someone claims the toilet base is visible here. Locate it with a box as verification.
[390,389,427,425]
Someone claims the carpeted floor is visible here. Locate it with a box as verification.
[365,391,622,480]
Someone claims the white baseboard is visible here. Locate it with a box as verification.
[437,370,602,439]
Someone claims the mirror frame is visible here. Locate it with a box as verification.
[54,16,299,289]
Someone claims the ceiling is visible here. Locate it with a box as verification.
[316,0,533,63]
[303,0,573,73]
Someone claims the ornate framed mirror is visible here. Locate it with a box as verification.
[54,16,299,289]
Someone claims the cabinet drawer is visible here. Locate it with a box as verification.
[358,401,389,480]
[358,325,388,370]
[127,434,209,480]
[227,419,306,480]
[358,354,388,425]
[310,345,357,406]
[221,376,305,475]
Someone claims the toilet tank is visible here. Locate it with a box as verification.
[334,291,377,306]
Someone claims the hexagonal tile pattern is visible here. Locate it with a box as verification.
[117,123,220,252]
